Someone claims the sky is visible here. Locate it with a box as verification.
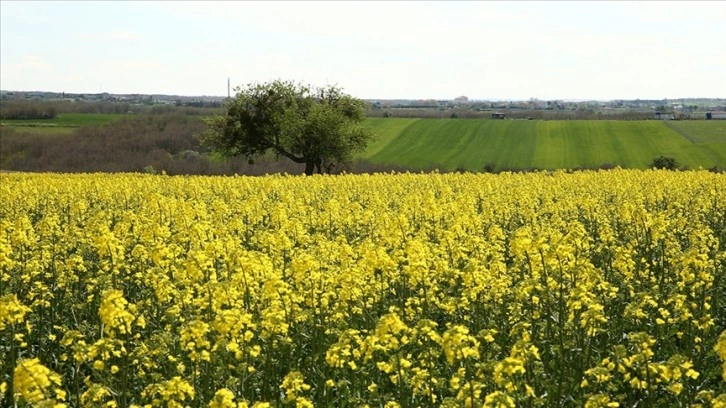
[1,1,725,101]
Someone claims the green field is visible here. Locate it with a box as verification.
[663,120,726,166]
[3,112,724,172]
[362,118,726,171]
[0,113,127,129]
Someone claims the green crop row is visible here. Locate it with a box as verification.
[362,119,726,171]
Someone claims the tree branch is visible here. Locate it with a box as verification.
[269,142,305,163]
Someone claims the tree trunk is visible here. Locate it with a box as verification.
[304,161,315,175]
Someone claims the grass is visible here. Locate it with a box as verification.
[444,120,538,170]
[365,118,418,157]
[364,119,539,170]
[531,121,713,169]
[663,121,726,167]
[362,119,725,171]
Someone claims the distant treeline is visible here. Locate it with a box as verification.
[0,100,59,120]
[0,100,220,120]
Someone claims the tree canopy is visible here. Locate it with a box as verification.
[201,80,374,175]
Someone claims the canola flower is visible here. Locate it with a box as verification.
[12,358,66,407]
[0,169,724,407]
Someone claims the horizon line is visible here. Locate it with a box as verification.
[2,89,725,103]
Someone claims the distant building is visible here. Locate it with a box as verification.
[707,111,726,120]
[454,96,469,103]
[492,112,506,119]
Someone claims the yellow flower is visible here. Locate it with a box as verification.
[667,382,683,395]
[81,382,112,406]
[0,294,32,331]
[210,388,237,408]
[483,391,515,408]
[585,394,620,408]
[441,325,480,365]
[13,358,64,405]
[295,397,314,408]
[367,382,377,393]
[4,169,726,408]
[180,320,211,362]
[715,330,726,382]
[281,371,311,403]
[98,289,136,336]
[711,394,726,408]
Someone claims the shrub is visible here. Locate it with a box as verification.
[651,156,679,170]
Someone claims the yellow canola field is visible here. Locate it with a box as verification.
[1,170,725,408]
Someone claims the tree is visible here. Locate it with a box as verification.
[200,80,374,175]
[650,155,678,170]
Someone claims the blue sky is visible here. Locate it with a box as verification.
[1,1,724,100]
